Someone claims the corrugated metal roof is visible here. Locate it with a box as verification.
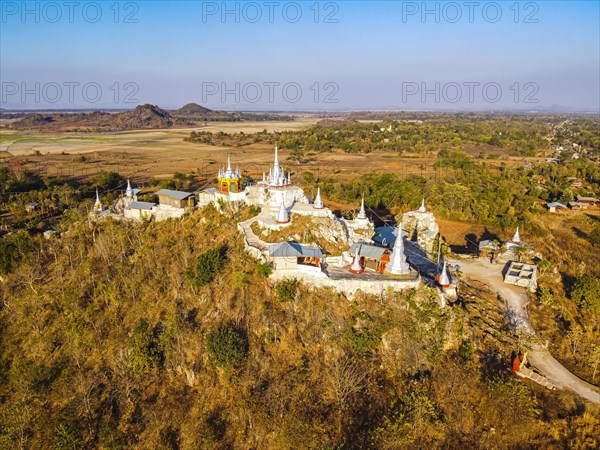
[348,242,386,259]
[269,242,323,258]
[126,201,156,210]
[155,189,194,200]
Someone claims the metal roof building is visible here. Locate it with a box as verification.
[269,242,323,258]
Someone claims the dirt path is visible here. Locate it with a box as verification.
[450,257,600,405]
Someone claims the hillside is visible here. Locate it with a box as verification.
[0,206,598,449]
[9,104,174,131]
[5,103,296,131]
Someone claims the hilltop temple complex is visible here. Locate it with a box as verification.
[93,146,461,298]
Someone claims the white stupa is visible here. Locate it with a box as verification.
[349,244,364,274]
[275,197,290,224]
[126,179,133,198]
[94,188,104,211]
[438,261,450,288]
[357,196,367,220]
[386,225,410,275]
[263,146,290,187]
[512,226,521,244]
[313,187,324,209]
[418,198,426,213]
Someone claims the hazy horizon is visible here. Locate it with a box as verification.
[1,1,599,112]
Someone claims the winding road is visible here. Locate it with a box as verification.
[451,257,600,405]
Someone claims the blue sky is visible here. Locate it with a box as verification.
[1,1,599,111]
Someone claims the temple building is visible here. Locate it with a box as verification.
[269,242,323,272]
[217,155,242,193]
[348,242,389,274]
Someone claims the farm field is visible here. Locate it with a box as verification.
[0,119,545,185]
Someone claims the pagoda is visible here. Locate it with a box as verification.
[385,225,410,275]
[313,187,324,209]
[94,189,104,211]
[437,261,451,288]
[262,146,291,187]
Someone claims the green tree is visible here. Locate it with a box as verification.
[571,276,600,313]
[588,225,600,246]
[94,171,125,190]
[186,247,225,288]
[206,324,248,369]
[275,279,297,302]
[54,423,82,450]
[127,318,159,376]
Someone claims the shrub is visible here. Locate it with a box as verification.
[589,225,600,247]
[54,423,82,450]
[186,247,225,288]
[127,318,159,376]
[257,263,272,277]
[0,231,34,275]
[94,170,125,190]
[249,205,261,216]
[275,279,297,302]
[206,324,248,368]
[571,276,600,314]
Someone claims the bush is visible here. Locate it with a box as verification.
[275,279,297,302]
[571,276,600,314]
[206,324,248,368]
[54,423,82,450]
[249,205,261,216]
[0,231,34,275]
[588,225,600,247]
[186,247,225,288]
[127,318,159,376]
[94,170,125,190]
[257,263,272,277]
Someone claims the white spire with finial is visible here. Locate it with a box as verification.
[512,226,521,244]
[262,172,266,184]
[273,145,280,168]
[313,187,324,209]
[386,224,410,275]
[439,261,450,287]
[287,171,291,185]
[357,196,367,220]
[418,198,426,213]
[126,179,133,198]
[275,196,289,224]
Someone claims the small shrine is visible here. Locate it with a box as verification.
[217,155,242,193]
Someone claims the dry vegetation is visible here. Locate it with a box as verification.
[0,206,599,449]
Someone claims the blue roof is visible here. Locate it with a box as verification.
[269,242,323,258]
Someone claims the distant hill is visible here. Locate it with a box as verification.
[9,104,174,131]
[6,102,296,131]
[172,103,215,117]
[170,103,296,122]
